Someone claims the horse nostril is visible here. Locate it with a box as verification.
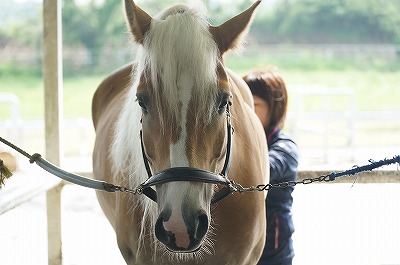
[155,217,171,246]
[155,210,172,246]
[194,213,209,240]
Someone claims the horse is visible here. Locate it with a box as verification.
[92,1,269,264]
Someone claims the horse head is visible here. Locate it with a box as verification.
[122,0,261,255]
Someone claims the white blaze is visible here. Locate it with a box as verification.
[169,71,193,167]
[163,71,194,249]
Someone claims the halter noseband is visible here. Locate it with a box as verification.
[139,105,234,204]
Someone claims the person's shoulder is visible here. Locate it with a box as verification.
[271,131,298,157]
[274,131,297,146]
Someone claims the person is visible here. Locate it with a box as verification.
[243,70,299,265]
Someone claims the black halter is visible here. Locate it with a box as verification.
[139,105,234,204]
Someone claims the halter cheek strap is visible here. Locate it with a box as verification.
[139,106,234,204]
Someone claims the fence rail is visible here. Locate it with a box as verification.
[2,44,399,69]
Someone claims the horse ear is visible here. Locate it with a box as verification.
[124,0,152,44]
[210,0,261,55]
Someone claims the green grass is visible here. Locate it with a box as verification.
[0,74,44,119]
[283,70,400,112]
[0,74,102,119]
[226,53,400,112]
[63,76,103,118]
[1,58,399,119]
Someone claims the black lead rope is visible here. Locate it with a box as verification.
[0,136,131,192]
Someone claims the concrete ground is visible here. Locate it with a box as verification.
[1,179,400,264]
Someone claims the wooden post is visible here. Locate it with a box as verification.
[43,0,63,264]
[46,184,64,265]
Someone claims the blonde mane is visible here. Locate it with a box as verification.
[141,2,220,123]
[111,1,220,261]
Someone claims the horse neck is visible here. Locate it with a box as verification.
[226,68,254,108]
[228,70,268,176]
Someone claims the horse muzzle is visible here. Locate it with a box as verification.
[155,207,209,253]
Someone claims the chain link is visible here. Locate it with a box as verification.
[256,174,333,192]
[104,183,144,195]
[228,174,334,194]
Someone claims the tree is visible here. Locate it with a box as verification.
[62,0,124,66]
[0,0,42,47]
[251,0,400,44]
[61,0,252,67]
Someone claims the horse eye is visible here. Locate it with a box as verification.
[138,100,148,113]
[218,98,228,114]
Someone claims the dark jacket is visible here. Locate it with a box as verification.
[258,129,299,265]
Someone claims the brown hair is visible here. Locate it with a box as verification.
[243,69,288,135]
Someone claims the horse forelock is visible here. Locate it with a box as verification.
[138,2,220,124]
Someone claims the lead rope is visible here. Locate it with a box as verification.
[1,136,399,195]
[0,136,141,193]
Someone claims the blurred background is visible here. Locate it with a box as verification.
[1,1,400,265]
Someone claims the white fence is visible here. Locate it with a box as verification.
[286,86,400,163]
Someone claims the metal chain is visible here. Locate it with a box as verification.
[229,174,333,193]
[228,155,400,194]
[101,182,144,195]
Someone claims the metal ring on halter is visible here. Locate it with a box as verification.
[139,106,234,204]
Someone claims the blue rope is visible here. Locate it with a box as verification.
[249,155,400,191]
[328,155,400,181]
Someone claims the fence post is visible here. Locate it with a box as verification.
[47,183,64,265]
[43,0,63,264]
